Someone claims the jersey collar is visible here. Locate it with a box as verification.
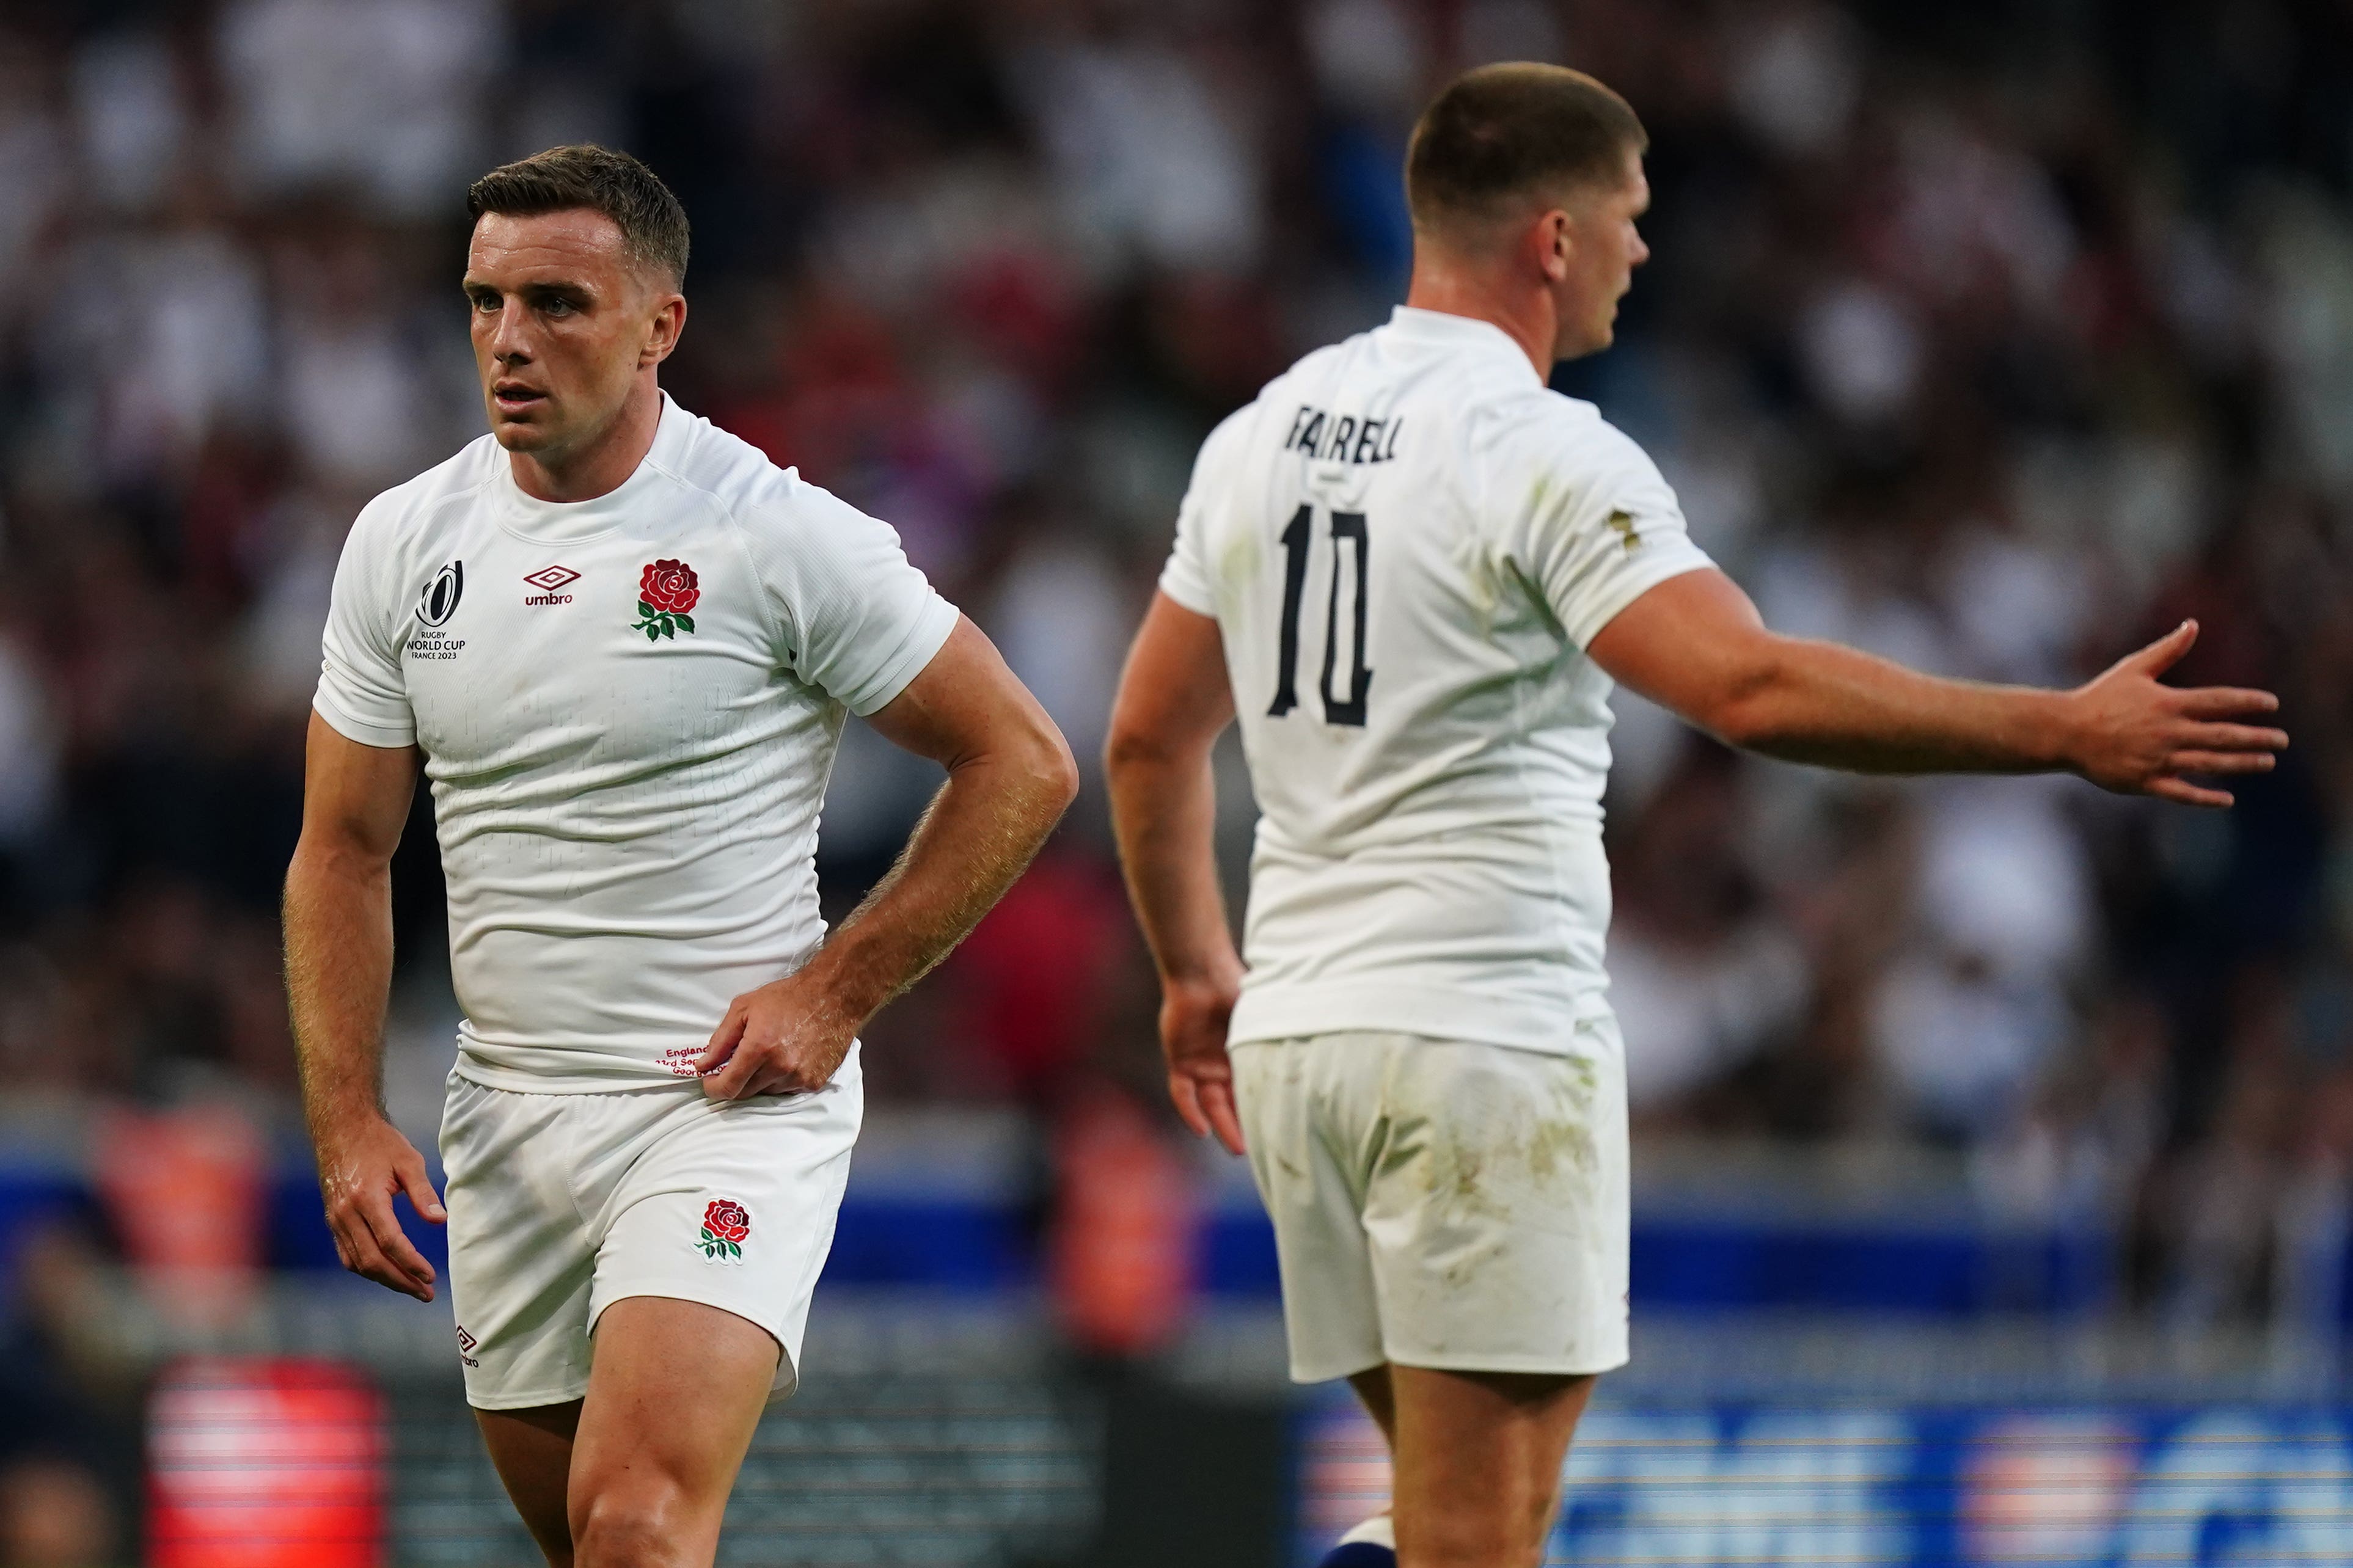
[496,392,691,545]
[1382,306,1545,389]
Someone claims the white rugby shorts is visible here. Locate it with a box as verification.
[439,1046,862,1410]
[1229,1021,1629,1384]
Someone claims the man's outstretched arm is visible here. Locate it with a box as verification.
[696,615,1078,1099]
[1587,569,2286,807]
[285,713,445,1301]
[1103,592,1246,1155]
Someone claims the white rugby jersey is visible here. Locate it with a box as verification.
[1160,307,1713,1054]
[315,395,957,1092]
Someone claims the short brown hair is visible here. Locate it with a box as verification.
[1406,64,1647,234]
[467,145,690,285]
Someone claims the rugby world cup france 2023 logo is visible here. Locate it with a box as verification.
[417,561,464,627]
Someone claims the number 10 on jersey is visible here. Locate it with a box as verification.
[1269,504,1373,726]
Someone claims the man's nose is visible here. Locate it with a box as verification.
[486,309,532,362]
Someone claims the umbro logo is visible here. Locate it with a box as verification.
[524,564,579,606]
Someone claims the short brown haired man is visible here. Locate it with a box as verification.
[1106,64,2284,1568]
[286,145,1077,1566]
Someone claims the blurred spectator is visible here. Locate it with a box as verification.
[0,1457,114,1568]
[1610,743,1807,1121]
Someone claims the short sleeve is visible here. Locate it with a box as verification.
[757,479,959,717]
[313,496,417,748]
[1157,410,1248,618]
[1504,416,1714,649]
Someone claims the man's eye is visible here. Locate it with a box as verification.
[472,294,499,312]
[543,298,575,316]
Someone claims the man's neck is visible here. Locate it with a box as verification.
[1403,258,1557,380]
[508,379,665,503]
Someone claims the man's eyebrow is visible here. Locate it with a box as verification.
[458,276,599,298]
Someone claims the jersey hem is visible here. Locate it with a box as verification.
[310,694,415,751]
[452,1055,715,1096]
[1155,567,1216,618]
[844,594,959,717]
[1226,983,1611,1055]
[452,1038,866,1096]
[1564,550,1714,650]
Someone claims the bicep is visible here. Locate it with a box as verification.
[1583,568,1778,733]
[1108,593,1235,765]
[300,712,420,863]
[863,614,1061,771]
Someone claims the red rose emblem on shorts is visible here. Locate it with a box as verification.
[698,1197,750,1259]
[631,560,700,640]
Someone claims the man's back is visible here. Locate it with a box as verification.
[1159,305,1712,1054]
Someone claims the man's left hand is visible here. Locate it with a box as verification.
[695,971,858,1099]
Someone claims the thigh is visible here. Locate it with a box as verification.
[567,1297,778,1564]
[1231,1038,1385,1384]
[1363,1027,1630,1376]
[474,1401,582,1568]
[1389,1365,1595,1568]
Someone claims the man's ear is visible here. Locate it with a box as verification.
[1533,208,1575,283]
[641,293,687,368]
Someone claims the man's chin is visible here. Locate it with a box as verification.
[489,413,556,452]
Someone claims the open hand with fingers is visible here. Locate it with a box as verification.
[2065,620,2288,808]
[1161,967,1247,1156]
[696,969,859,1099]
[317,1114,445,1302]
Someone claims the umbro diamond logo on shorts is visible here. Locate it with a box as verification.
[455,1324,480,1367]
[697,1197,750,1261]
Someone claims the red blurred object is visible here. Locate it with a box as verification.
[1048,1087,1200,1358]
[147,1358,387,1568]
[94,1104,265,1327]
[950,851,1130,1101]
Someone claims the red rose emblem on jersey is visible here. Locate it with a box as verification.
[697,1197,750,1260]
[630,559,700,640]
[640,560,699,614]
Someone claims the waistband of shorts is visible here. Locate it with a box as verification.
[1226,983,1611,1056]
[450,1039,864,1098]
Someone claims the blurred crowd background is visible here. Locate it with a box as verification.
[5,0,2353,1559]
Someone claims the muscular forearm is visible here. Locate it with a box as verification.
[803,748,1074,1023]
[1106,746,1239,985]
[284,844,397,1131]
[1714,636,2071,775]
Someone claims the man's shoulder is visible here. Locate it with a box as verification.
[1473,387,1660,482]
[640,401,838,535]
[1193,336,1369,473]
[349,434,503,547]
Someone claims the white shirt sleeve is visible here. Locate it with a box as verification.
[1501,413,1714,649]
[1157,410,1248,618]
[313,495,417,749]
[750,475,960,717]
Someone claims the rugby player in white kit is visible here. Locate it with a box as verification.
[1105,65,2288,1568]
[284,147,1076,1566]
